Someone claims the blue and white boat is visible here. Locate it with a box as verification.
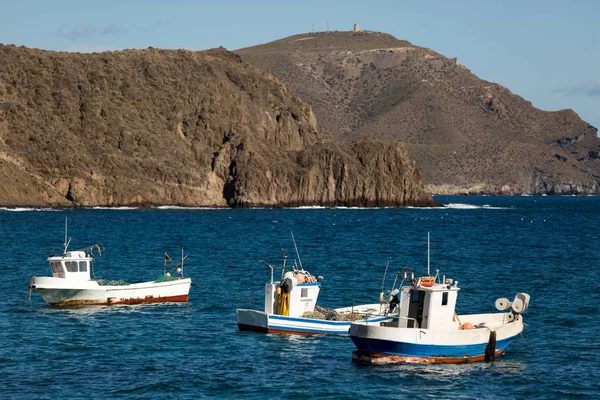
[236,240,393,335]
[350,237,530,364]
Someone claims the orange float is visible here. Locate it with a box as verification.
[420,276,435,287]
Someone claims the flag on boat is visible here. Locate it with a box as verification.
[164,252,171,260]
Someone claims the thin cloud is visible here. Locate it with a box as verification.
[553,81,600,98]
[65,44,119,53]
[57,25,96,39]
[101,24,128,35]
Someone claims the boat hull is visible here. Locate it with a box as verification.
[237,304,391,335]
[31,276,192,306]
[349,314,523,364]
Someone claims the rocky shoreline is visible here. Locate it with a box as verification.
[0,45,437,208]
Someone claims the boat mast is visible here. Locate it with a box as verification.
[381,257,391,292]
[63,217,71,255]
[291,232,304,271]
[281,249,287,279]
[427,232,430,276]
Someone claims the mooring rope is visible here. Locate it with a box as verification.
[520,332,535,353]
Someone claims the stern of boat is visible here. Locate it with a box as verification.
[237,309,269,333]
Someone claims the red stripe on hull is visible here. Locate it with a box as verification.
[51,294,189,307]
[352,349,506,365]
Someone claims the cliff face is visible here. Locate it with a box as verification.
[226,138,432,207]
[0,44,435,207]
[237,31,600,195]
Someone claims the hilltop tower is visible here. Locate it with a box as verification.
[353,23,360,32]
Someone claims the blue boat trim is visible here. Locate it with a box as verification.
[270,315,390,325]
[350,335,516,358]
[297,282,321,287]
[269,324,347,334]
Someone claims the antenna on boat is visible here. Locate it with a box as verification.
[291,232,304,271]
[63,217,71,255]
[381,257,391,292]
[180,248,187,278]
[281,249,287,279]
[392,271,400,290]
[427,232,431,276]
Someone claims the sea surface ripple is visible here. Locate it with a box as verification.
[1,196,599,399]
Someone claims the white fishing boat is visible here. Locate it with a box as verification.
[350,235,530,364]
[29,220,191,306]
[236,236,393,335]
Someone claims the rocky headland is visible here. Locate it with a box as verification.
[0,44,436,207]
[237,31,600,195]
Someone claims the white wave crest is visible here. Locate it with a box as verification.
[89,206,139,210]
[0,207,59,212]
[442,203,510,210]
[155,206,226,210]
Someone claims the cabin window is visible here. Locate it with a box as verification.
[442,292,449,306]
[301,288,308,298]
[54,262,64,273]
[66,261,78,272]
[79,261,87,272]
[50,262,57,273]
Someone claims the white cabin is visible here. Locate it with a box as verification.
[48,251,92,282]
[397,279,460,329]
[264,274,321,318]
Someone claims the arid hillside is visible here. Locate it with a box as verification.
[0,44,435,207]
[237,31,600,195]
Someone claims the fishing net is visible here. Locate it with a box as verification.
[302,306,366,321]
[154,275,180,283]
[95,279,129,286]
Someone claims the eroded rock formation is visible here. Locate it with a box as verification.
[0,44,435,207]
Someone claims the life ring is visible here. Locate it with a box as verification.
[420,276,435,287]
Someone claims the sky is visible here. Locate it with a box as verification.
[1,0,598,130]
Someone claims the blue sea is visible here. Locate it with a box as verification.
[1,196,599,399]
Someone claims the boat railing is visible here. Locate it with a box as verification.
[403,317,419,328]
[381,316,419,328]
